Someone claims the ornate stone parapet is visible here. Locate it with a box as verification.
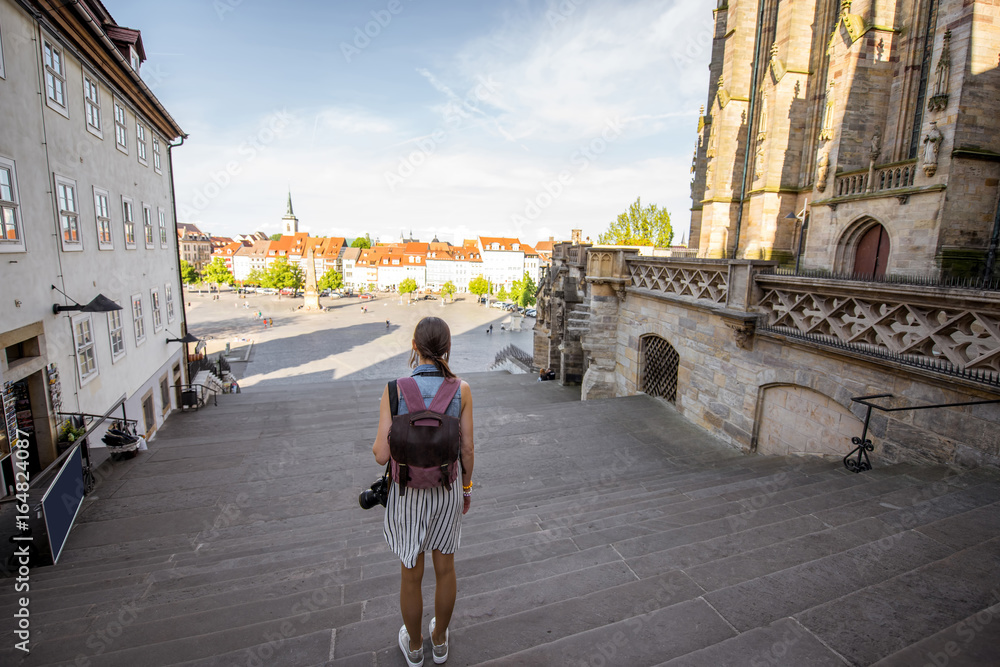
[754,273,1000,387]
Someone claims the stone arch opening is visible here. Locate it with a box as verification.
[835,216,891,277]
[639,334,679,402]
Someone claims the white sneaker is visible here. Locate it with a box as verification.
[429,617,449,664]
[398,624,423,667]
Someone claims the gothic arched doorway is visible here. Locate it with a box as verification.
[853,223,890,278]
[639,334,679,403]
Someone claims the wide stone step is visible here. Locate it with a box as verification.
[6,371,998,666]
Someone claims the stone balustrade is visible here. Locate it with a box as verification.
[834,159,918,197]
[628,256,731,304]
[755,273,1000,385]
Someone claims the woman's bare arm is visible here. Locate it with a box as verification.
[372,386,392,465]
[460,381,475,489]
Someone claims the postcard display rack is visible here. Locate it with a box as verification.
[46,364,61,417]
[2,381,16,450]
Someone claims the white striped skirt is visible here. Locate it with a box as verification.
[383,479,463,569]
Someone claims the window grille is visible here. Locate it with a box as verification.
[639,335,679,402]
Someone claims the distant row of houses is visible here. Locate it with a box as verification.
[179,199,555,292]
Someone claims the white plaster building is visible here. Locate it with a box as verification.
[478,236,529,290]
[0,0,186,472]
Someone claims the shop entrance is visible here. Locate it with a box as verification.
[2,378,42,474]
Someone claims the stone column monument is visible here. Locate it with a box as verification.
[302,246,321,310]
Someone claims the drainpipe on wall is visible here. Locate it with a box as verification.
[732,0,767,260]
[167,137,189,383]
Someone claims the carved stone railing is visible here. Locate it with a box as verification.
[552,242,590,265]
[628,257,731,305]
[834,159,918,197]
[755,274,1000,386]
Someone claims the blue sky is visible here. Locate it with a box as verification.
[116,0,715,245]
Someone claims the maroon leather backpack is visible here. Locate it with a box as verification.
[388,377,462,496]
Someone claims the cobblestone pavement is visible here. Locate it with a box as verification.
[183,289,534,388]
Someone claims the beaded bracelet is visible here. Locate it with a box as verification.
[462,482,473,492]
[463,491,472,498]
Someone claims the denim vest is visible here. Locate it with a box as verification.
[397,364,461,418]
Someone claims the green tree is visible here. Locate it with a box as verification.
[496,285,509,301]
[318,268,343,292]
[510,271,538,308]
[441,281,457,301]
[244,268,265,287]
[201,257,235,286]
[269,233,283,241]
[263,257,304,293]
[468,275,490,299]
[180,260,200,285]
[597,197,673,247]
[398,277,418,295]
[351,234,372,249]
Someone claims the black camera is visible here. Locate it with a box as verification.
[359,474,389,509]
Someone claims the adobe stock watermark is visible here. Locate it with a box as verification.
[920,594,1000,667]
[672,16,715,70]
[178,110,294,221]
[214,0,244,21]
[341,0,413,63]
[545,0,583,29]
[383,75,501,192]
[509,117,624,233]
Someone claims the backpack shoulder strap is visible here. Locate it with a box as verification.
[427,378,460,414]
[396,377,427,413]
[388,380,398,416]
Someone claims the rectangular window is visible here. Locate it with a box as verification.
[143,204,154,247]
[93,187,112,249]
[0,157,24,252]
[136,124,147,164]
[158,208,168,246]
[72,315,98,385]
[83,74,102,137]
[122,196,135,248]
[114,100,128,153]
[108,304,125,361]
[43,38,67,115]
[55,175,81,250]
[165,284,175,322]
[131,293,145,345]
[152,137,162,173]
[150,288,163,331]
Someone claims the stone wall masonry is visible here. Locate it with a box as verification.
[607,287,999,468]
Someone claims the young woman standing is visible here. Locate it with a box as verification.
[372,317,475,666]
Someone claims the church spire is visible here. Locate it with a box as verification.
[282,190,299,235]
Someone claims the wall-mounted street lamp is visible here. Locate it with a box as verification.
[51,285,123,315]
[784,200,810,274]
[165,332,199,345]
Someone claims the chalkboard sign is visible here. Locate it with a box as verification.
[41,445,84,564]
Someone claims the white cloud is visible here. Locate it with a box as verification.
[172,0,712,249]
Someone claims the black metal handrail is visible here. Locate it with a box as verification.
[845,394,1000,472]
[493,344,534,370]
[171,384,219,408]
[765,267,1000,291]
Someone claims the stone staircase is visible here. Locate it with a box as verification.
[1,372,999,666]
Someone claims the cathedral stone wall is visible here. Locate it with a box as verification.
[609,289,1000,468]
[688,0,1000,279]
